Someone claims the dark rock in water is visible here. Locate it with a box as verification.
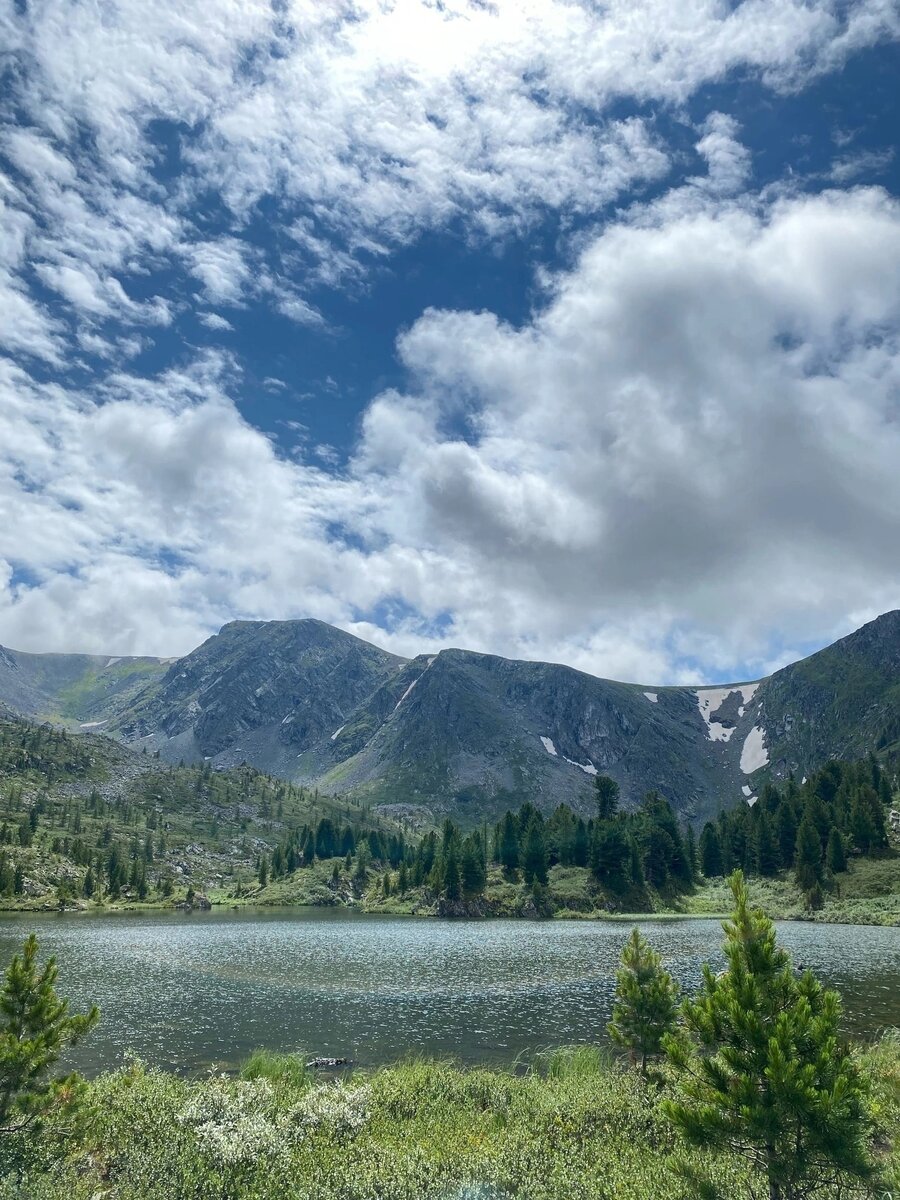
[175,893,211,911]
[307,1057,351,1069]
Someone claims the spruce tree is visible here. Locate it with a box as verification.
[607,928,679,1076]
[0,935,99,1133]
[663,872,873,1200]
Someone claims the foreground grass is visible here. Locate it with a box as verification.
[2,1039,897,1200]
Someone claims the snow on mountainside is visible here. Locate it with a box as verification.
[0,610,898,828]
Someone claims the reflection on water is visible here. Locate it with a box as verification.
[0,908,896,1075]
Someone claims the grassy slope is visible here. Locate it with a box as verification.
[0,716,401,911]
[3,1041,897,1200]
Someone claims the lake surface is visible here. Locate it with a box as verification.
[0,909,897,1076]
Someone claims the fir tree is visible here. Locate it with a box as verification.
[607,928,679,1076]
[0,935,99,1133]
[663,871,873,1200]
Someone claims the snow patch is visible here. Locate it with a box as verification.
[281,714,293,725]
[740,725,769,774]
[742,785,753,797]
[695,688,737,742]
[695,682,761,742]
[393,678,419,711]
[643,692,658,703]
[565,756,597,776]
[79,720,107,729]
[540,736,557,756]
[331,724,346,741]
[105,657,121,668]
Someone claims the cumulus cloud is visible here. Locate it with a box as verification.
[3,173,900,680]
[2,0,900,680]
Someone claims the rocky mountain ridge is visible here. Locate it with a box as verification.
[1,611,898,827]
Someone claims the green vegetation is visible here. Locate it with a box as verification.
[608,928,679,1075]
[0,880,897,1199]
[0,715,404,911]
[0,934,98,1134]
[0,714,895,927]
[664,873,873,1199]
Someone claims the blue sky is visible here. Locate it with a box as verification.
[1,0,899,684]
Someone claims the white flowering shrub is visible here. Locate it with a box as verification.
[288,1082,371,1140]
[178,1077,280,1166]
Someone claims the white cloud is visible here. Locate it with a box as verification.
[198,312,234,331]
[3,181,900,682]
[2,0,900,680]
[5,0,897,336]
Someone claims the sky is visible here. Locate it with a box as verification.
[1,0,899,685]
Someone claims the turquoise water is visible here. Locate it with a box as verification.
[0,909,897,1075]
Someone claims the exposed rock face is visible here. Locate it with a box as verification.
[111,620,406,773]
[1,611,898,829]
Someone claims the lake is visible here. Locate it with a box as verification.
[0,909,897,1075]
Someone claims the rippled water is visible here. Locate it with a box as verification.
[0,909,897,1075]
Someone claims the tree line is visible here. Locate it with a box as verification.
[698,757,892,905]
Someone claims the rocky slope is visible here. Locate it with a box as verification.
[1,611,899,827]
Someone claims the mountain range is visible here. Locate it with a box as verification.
[1,610,899,827]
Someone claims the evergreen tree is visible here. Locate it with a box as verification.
[498,812,520,876]
[443,845,461,900]
[754,809,779,877]
[663,871,873,1200]
[794,816,823,892]
[607,928,679,1076]
[699,822,724,877]
[521,815,548,886]
[595,775,620,821]
[0,934,99,1133]
[825,826,847,874]
[572,817,589,868]
[460,837,486,897]
[590,822,632,892]
[775,801,798,869]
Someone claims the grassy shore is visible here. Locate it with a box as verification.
[2,1039,897,1200]
[2,853,898,926]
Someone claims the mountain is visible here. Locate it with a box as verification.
[1,611,898,827]
[0,644,168,726]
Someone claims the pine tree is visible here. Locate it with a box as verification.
[460,837,486,896]
[591,821,633,892]
[825,826,847,874]
[794,816,823,892]
[775,801,798,868]
[498,812,519,876]
[699,822,724,877]
[443,845,461,900]
[521,815,548,886]
[595,775,620,821]
[0,935,99,1133]
[754,809,779,877]
[607,928,679,1076]
[663,871,873,1200]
